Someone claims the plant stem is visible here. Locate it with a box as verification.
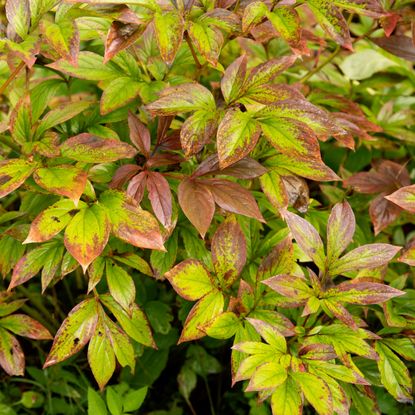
[300,46,341,83]
[203,376,216,415]
[185,32,202,69]
[0,62,25,96]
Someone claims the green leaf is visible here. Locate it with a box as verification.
[10,95,32,144]
[88,388,107,415]
[146,83,215,115]
[217,108,261,168]
[99,190,164,250]
[40,17,79,64]
[61,134,137,163]
[100,294,156,348]
[105,261,135,311]
[25,199,83,244]
[0,327,24,376]
[165,259,214,301]
[113,253,153,276]
[0,159,37,198]
[259,170,288,210]
[153,10,184,64]
[123,387,148,412]
[292,372,333,415]
[88,318,116,390]
[64,204,110,272]
[106,387,122,415]
[246,361,287,391]
[375,342,413,403]
[211,216,247,286]
[33,166,87,205]
[270,377,302,415]
[179,290,224,343]
[48,51,124,81]
[44,298,99,368]
[204,311,240,339]
[100,77,142,115]
[246,319,287,353]
[329,244,401,276]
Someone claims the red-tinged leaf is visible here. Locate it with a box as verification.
[165,259,214,301]
[262,275,313,304]
[327,201,355,263]
[110,164,142,189]
[324,281,405,305]
[374,35,415,62]
[0,327,24,376]
[307,0,352,49]
[145,153,183,168]
[33,166,87,205]
[61,134,137,163]
[329,244,401,276]
[259,117,321,161]
[104,21,143,63]
[246,55,297,89]
[106,261,136,311]
[218,157,267,179]
[221,55,248,104]
[88,318,116,390]
[265,153,340,182]
[5,0,30,39]
[178,290,224,344]
[381,13,400,37]
[246,319,287,353]
[180,109,218,157]
[24,200,82,244]
[88,256,105,294]
[281,210,326,270]
[0,299,27,318]
[385,184,415,213]
[217,108,261,168]
[202,178,264,222]
[8,243,57,290]
[211,216,246,287]
[188,21,223,65]
[128,111,151,158]
[293,372,333,415]
[146,83,215,116]
[0,314,52,340]
[270,377,302,415]
[370,194,402,235]
[399,239,415,266]
[299,344,337,361]
[266,7,303,51]
[44,298,99,368]
[146,171,172,228]
[126,171,147,203]
[0,159,37,198]
[321,299,361,330]
[153,10,184,64]
[40,17,79,65]
[242,1,268,33]
[64,204,110,272]
[248,309,296,337]
[332,0,385,17]
[243,84,304,105]
[178,178,215,238]
[99,190,164,250]
[100,294,156,349]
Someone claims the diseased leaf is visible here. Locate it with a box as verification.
[44,298,99,368]
[211,216,246,287]
[0,327,25,376]
[262,275,312,304]
[217,108,261,168]
[266,7,302,51]
[153,10,184,64]
[282,210,326,270]
[179,290,224,343]
[33,166,87,205]
[242,2,268,33]
[0,314,51,339]
[188,20,223,65]
[165,259,214,301]
[246,361,287,391]
[5,0,30,39]
[329,244,401,276]
[64,204,110,272]
[61,134,137,163]
[221,55,247,104]
[0,159,37,199]
[99,190,164,250]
